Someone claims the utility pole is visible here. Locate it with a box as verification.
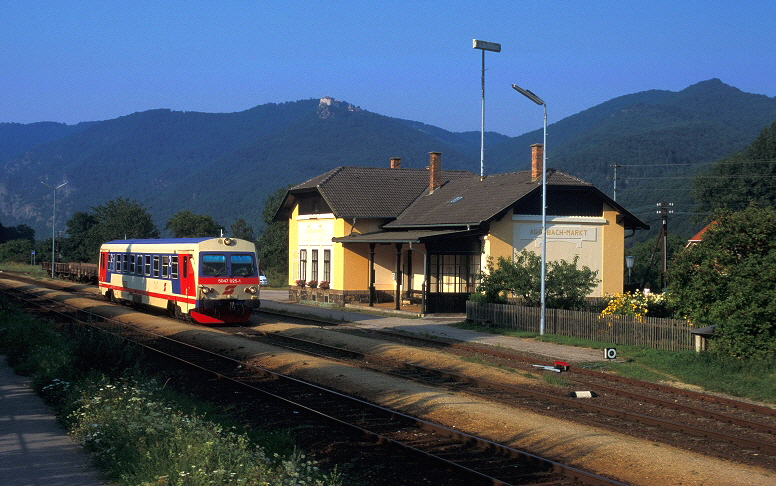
[609,164,621,201]
[656,202,673,289]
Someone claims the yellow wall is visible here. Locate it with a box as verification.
[287,205,300,286]
[290,210,390,291]
[600,205,624,295]
[494,211,626,297]
[486,209,516,265]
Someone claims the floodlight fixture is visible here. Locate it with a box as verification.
[473,39,501,179]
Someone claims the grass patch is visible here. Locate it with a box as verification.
[0,262,49,276]
[453,319,776,403]
[0,295,342,485]
[542,373,572,388]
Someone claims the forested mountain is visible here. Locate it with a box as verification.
[488,79,776,237]
[1,79,775,242]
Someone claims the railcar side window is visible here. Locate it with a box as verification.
[162,256,169,278]
[230,254,255,277]
[129,255,135,274]
[153,256,160,277]
[136,255,144,275]
[109,254,116,272]
[171,256,179,279]
[201,254,227,276]
[122,254,129,273]
[144,255,151,276]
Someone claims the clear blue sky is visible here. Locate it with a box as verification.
[2,0,774,137]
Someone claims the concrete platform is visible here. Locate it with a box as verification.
[258,290,606,363]
[0,356,103,485]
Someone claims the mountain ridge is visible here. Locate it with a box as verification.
[2,80,775,241]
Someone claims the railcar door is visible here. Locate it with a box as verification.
[180,254,195,297]
[99,251,108,282]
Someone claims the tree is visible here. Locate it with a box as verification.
[692,120,776,216]
[61,211,99,262]
[256,186,290,282]
[230,218,255,241]
[61,198,159,263]
[165,210,221,238]
[0,239,34,263]
[475,250,599,310]
[92,197,160,242]
[668,205,776,359]
[625,233,686,291]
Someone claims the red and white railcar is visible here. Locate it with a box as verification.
[98,237,260,324]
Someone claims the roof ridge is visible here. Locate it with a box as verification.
[318,166,345,187]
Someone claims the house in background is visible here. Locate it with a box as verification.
[274,148,649,314]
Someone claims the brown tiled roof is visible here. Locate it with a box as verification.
[385,170,593,228]
[278,166,648,231]
[290,166,476,219]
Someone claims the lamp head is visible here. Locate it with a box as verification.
[511,84,544,105]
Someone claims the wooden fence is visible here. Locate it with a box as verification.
[466,301,694,351]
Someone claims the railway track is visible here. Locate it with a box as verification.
[247,309,776,469]
[0,278,622,486]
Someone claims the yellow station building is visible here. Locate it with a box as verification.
[275,147,648,314]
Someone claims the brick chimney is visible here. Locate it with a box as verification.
[390,157,402,169]
[531,143,544,181]
[428,152,442,194]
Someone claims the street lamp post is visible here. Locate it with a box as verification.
[511,84,547,335]
[473,39,501,180]
[41,181,68,278]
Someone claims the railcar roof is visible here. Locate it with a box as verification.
[103,238,216,245]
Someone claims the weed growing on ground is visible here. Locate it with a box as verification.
[0,296,342,485]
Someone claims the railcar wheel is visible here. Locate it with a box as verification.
[168,302,189,321]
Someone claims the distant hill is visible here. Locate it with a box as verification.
[1,79,775,242]
[488,79,776,237]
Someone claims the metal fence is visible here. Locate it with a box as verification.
[466,301,694,351]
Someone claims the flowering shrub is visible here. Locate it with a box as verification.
[600,292,649,322]
[295,279,306,287]
[307,280,318,288]
[318,280,329,289]
[599,291,675,322]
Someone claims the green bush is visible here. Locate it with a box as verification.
[474,251,599,310]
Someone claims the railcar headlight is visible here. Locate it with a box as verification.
[223,238,232,246]
[200,285,214,294]
[245,286,258,294]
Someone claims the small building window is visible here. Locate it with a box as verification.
[323,249,331,284]
[429,254,480,293]
[311,249,319,283]
[299,249,307,282]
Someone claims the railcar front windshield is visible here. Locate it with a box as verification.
[201,254,227,276]
[200,253,256,277]
[230,254,256,277]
